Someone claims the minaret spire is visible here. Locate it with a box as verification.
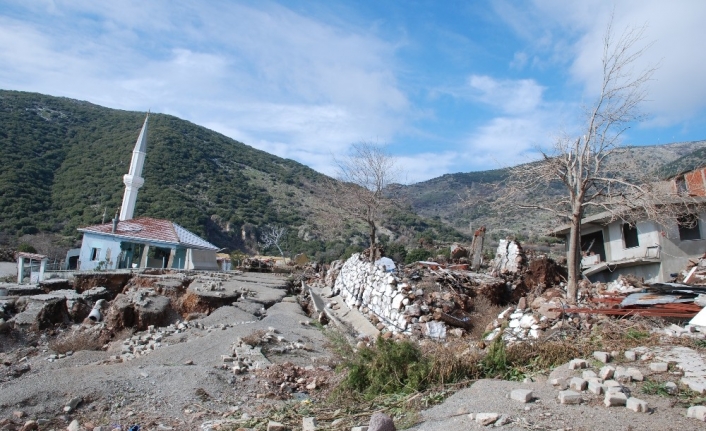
[119,113,149,221]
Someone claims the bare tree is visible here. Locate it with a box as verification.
[496,20,678,303]
[332,142,399,261]
[259,224,288,258]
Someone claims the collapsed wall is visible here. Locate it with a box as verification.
[333,253,411,334]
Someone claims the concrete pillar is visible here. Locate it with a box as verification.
[17,256,24,284]
[140,245,150,268]
[39,258,48,282]
[167,248,175,268]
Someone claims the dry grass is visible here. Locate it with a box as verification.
[584,316,664,353]
[48,328,105,354]
[240,329,268,347]
[468,295,504,340]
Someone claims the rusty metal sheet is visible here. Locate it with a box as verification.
[620,292,695,307]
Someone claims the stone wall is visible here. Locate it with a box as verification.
[332,253,413,334]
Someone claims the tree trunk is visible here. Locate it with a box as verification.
[566,211,583,304]
[369,220,377,261]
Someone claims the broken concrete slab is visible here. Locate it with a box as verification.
[9,293,69,330]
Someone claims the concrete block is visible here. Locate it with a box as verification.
[649,362,668,373]
[267,421,287,431]
[593,351,610,363]
[569,377,587,391]
[588,380,604,395]
[598,365,615,380]
[604,392,627,407]
[687,405,706,421]
[614,367,632,383]
[475,413,499,426]
[568,359,588,370]
[627,367,644,381]
[510,389,534,403]
[624,350,637,361]
[302,416,317,431]
[603,379,621,388]
[626,397,648,413]
[558,390,582,405]
[681,377,706,395]
[582,370,598,380]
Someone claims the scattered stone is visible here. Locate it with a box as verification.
[665,381,678,394]
[267,420,287,431]
[558,390,582,404]
[588,380,604,395]
[302,416,317,431]
[593,351,610,363]
[67,420,81,431]
[582,370,598,380]
[13,411,26,419]
[510,389,533,403]
[599,365,615,380]
[494,415,511,427]
[626,367,644,381]
[687,405,706,421]
[624,350,637,361]
[20,420,39,431]
[649,362,668,372]
[604,392,628,407]
[626,397,648,413]
[475,413,500,426]
[368,412,396,431]
[568,359,588,370]
[569,377,587,391]
[64,396,82,413]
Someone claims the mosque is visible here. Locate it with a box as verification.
[76,115,219,271]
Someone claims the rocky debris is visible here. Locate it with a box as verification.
[104,288,172,331]
[472,412,500,426]
[255,361,333,399]
[491,240,525,274]
[510,389,533,403]
[687,405,706,421]
[368,412,396,431]
[73,272,133,296]
[325,253,509,339]
[9,292,70,330]
[558,390,582,404]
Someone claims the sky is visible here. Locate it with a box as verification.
[1,1,705,183]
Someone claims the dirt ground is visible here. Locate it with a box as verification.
[1,271,705,431]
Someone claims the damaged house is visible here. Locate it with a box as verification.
[550,165,706,283]
[75,114,219,271]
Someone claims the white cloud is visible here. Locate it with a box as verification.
[0,0,409,176]
[499,0,706,129]
[467,75,544,115]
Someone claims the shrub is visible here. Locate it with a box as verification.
[343,337,432,398]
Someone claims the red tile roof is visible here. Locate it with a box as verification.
[78,217,217,250]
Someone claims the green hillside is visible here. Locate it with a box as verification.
[394,141,706,241]
[0,90,465,260]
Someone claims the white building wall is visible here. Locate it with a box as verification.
[604,220,661,261]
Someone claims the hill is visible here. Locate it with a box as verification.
[392,140,706,241]
[0,90,464,260]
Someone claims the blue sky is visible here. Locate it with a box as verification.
[1,1,705,183]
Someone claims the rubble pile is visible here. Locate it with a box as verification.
[314,238,572,340]
[255,362,333,399]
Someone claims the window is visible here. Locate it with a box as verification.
[622,223,639,248]
[90,248,101,261]
[678,214,701,241]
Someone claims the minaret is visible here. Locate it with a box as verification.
[119,114,149,221]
